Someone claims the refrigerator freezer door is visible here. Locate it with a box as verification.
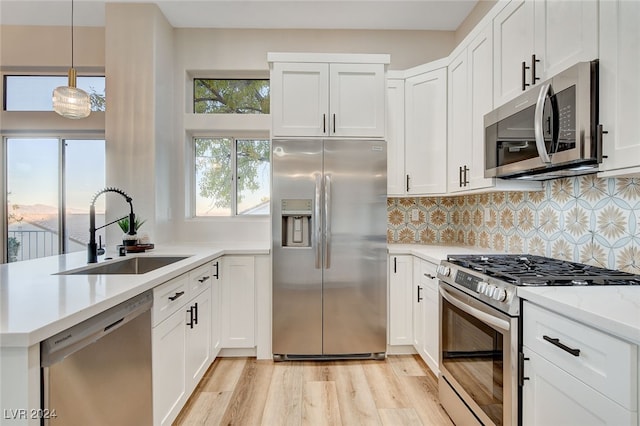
[272,139,324,355]
[322,139,387,355]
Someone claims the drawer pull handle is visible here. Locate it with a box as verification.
[168,291,185,301]
[424,273,436,279]
[198,276,210,283]
[543,335,580,357]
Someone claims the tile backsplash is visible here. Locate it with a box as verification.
[388,175,640,273]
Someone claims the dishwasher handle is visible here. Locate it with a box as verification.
[41,291,153,367]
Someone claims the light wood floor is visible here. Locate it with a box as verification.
[174,355,454,426]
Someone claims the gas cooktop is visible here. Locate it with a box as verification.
[446,254,640,286]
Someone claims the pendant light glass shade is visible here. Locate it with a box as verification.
[53,68,91,119]
[52,0,90,119]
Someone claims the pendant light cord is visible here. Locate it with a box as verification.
[71,0,75,68]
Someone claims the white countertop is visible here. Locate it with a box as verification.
[0,243,269,348]
[388,243,498,264]
[518,286,640,345]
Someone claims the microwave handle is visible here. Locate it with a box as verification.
[534,83,553,164]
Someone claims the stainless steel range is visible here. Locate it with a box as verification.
[436,254,640,426]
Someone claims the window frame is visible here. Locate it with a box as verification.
[3,136,106,262]
[191,134,271,218]
[193,78,270,115]
[3,73,106,112]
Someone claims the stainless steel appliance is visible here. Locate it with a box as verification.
[41,291,153,425]
[485,60,600,180]
[272,139,387,360]
[437,254,640,426]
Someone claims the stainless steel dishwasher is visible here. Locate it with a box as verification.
[41,291,153,425]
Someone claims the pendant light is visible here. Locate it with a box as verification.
[52,0,91,119]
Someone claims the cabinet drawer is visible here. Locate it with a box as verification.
[420,260,438,291]
[188,263,212,296]
[153,274,189,326]
[523,302,637,410]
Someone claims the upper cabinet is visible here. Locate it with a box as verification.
[448,23,541,194]
[493,0,598,106]
[598,0,640,175]
[386,76,406,196]
[404,63,448,195]
[269,53,389,138]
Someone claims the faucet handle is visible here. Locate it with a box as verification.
[97,235,105,256]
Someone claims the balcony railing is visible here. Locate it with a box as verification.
[7,230,58,262]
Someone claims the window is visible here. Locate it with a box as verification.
[193,79,269,114]
[6,138,105,262]
[194,137,270,216]
[4,75,106,111]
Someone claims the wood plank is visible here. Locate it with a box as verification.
[218,359,274,425]
[174,391,232,425]
[399,375,454,426]
[362,361,411,409]
[378,408,423,426]
[199,357,247,392]
[302,381,342,426]
[330,362,382,425]
[387,355,427,377]
[261,362,304,425]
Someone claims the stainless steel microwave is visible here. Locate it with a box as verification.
[484,60,600,180]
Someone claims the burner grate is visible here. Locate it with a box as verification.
[447,254,640,286]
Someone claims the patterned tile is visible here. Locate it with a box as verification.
[387,175,640,270]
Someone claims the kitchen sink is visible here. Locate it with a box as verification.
[58,256,191,275]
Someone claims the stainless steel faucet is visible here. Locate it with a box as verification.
[88,187,136,263]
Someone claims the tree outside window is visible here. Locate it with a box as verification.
[194,79,270,114]
[195,138,270,216]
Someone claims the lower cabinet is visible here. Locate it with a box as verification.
[522,301,638,425]
[388,255,414,346]
[413,258,439,375]
[152,267,213,426]
[221,255,256,348]
[210,257,222,358]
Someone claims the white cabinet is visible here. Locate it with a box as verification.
[221,255,255,348]
[152,301,187,426]
[152,265,213,426]
[449,24,497,192]
[210,257,222,358]
[448,24,541,194]
[493,0,598,106]
[388,255,413,346]
[404,64,448,195]
[598,0,640,175]
[386,76,406,196]
[269,55,387,138]
[413,258,439,375]
[522,301,638,425]
[185,265,213,390]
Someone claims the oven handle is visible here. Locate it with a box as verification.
[440,286,511,333]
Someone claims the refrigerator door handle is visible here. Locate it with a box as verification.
[324,174,332,269]
[314,173,322,269]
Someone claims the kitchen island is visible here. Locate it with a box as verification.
[0,243,268,426]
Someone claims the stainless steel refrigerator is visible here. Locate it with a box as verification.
[272,139,387,360]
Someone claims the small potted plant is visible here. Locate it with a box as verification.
[117,217,146,246]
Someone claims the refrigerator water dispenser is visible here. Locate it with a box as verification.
[281,199,312,247]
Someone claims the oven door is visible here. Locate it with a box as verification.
[439,283,519,426]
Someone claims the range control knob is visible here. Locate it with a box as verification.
[484,284,496,298]
[492,287,508,302]
[476,281,488,294]
[437,265,451,277]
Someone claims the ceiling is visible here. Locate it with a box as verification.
[0,0,479,31]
